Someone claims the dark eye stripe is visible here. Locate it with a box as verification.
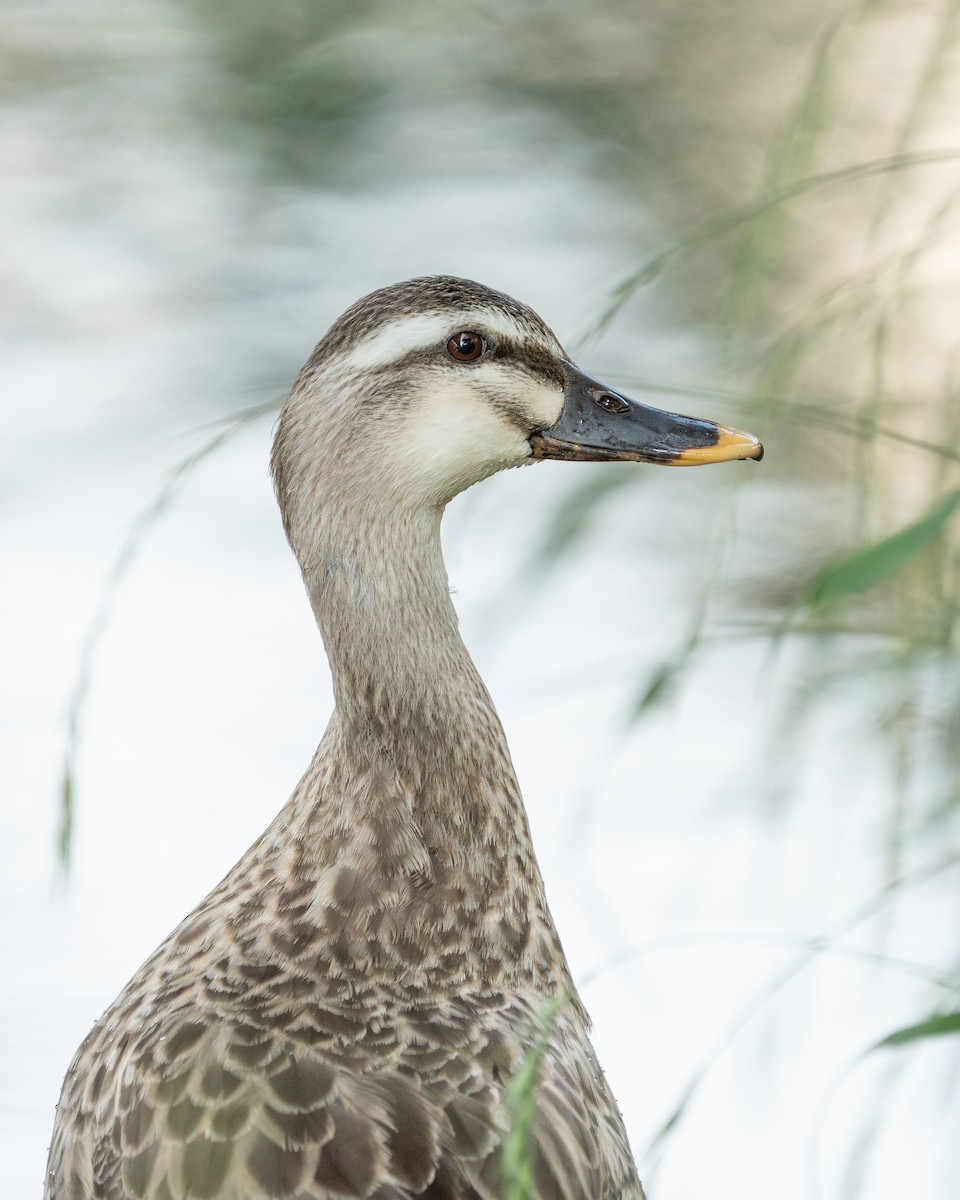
[488,338,564,386]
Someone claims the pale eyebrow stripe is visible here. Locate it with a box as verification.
[336,308,541,374]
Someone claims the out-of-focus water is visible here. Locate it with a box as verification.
[3,4,957,1199]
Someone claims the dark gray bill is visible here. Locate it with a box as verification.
[530,362,763,466]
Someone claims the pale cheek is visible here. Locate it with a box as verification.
[512,379,564,430]
[398,392,533,502]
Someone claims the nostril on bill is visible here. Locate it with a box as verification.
[593,392,630,415]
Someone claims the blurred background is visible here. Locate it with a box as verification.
[2,0,959,1196]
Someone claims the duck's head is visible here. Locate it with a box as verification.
[273,276,762,543]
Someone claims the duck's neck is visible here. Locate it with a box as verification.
[310,501,470,733]
[283,498,572,996]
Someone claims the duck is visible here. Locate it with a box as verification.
[45,275,762,1200]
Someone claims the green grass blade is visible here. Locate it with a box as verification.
[575,148,960,348]
[806,487,960,608]
[875,1011,960,1048]
[57,399,280,871]
[501,995,567,1200]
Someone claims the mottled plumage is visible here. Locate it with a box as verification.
[48,275,761,1199]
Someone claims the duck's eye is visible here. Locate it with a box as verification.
[594,391,630,415]
[446,331,487,362]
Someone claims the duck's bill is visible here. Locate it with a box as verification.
[529,363,763,466]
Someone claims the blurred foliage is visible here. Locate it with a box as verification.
[58,401,280,871]
[536,0,960,812]
[528,2,960,1186]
